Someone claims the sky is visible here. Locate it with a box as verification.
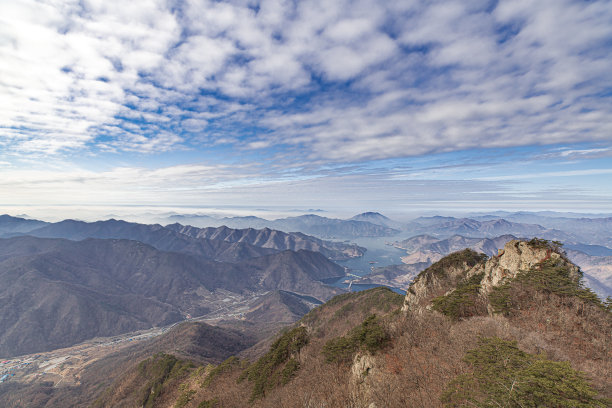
[1,0,611,221]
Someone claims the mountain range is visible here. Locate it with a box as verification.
[7,240,607,407]
[404,217,576,242]
[158,211,612,248]
[0,214,365,357]
[165,224,365,260]
[161,213,401,238]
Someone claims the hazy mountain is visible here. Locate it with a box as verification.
[566,250,612,293]
[160,213,400,238]
[163,213,220,227]
[349,212,402,228]
[0,236,345,357]
[162,214,272,229]
[243,250,345,301]
[405,216,576,242]
[0,214,48,237]
[266,214,401,238]
[469,210,612,219]
[392,234,440,252]
[358,262,430,288]
[394,234,516,256]
[25,219,277,263]
[166,224,365,260]
[564,243,612,257]
[469,212,612,246]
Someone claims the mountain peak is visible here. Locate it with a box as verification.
[402,238,584,314]
[350,211,390,220]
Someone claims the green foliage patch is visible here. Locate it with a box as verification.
[137,353,194,408]
[239,326,309,401]
[416,249,488,285]
[322,314,389,364]
[442,337,607,407]
[197,397,220,408]
[489,259,605,315]
[431,272,485,320]
[526,237,565,253]
[174,389,196,408]
[200,356,241,388]
[304,286,403,322]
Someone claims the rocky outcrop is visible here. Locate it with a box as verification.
[401,249,487,311]
[476,240,580,294]
[349,353,379,408]
[402,264,471,311]
[402,240,581,313]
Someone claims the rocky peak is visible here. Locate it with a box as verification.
[401,249,488,311]
[402,239,580,313]
[478,239,579,294]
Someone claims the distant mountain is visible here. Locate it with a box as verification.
[469,212,612,247]
[405,216,575,242]
[349,212,401,228]
[160,213,401,238]
[470,210,612,219]
[0,236,345,357]
[394,234,516,256]
[166,224,365,261]
[25,219,277,263]
[358,262,430,288]
[407,234,517,257]
[566,250,612,296]
[26,219,366,262]
[268,214,400,238]
[392,234,440,252]
[0,214,48,237]
[163,214,272,229]
[565,243,612,257]
[243,250,345,301]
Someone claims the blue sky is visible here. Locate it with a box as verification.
[0,0,611,221]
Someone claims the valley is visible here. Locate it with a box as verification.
[0,211,610,407]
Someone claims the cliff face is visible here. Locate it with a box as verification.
[402,239,581,312]
[478,240,580,294]
[402,264,470,311]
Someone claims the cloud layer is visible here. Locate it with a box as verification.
[1,0,611,163]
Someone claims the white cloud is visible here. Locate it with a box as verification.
[0,0,610,166]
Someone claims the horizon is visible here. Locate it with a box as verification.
[2,207,612,225]
[1,1,611,218]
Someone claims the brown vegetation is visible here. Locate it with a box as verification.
[167,243,610,407]
[9,241,610,407]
